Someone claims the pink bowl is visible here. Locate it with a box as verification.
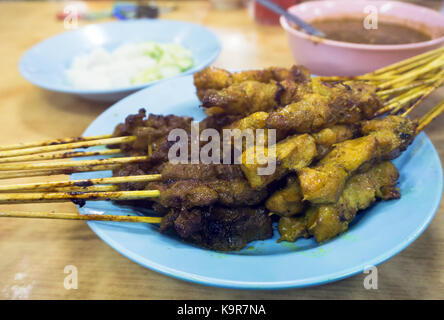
[280,0,444,76]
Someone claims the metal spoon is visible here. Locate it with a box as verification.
[254,0,325,38]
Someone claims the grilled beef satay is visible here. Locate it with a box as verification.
[146,178,267,209]
[194,65,310,101]
[298,116,417,204]
[278,161,400,243]
[159,206,273,251]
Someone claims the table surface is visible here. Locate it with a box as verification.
[0,1,443,300]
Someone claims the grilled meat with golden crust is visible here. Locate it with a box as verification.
[266,81,381,134]
[240,133,317,190]
[194,65,310,101]
[298,116,417,204]
[265,175,304,217]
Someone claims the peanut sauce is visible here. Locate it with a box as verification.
[308,17,432,45]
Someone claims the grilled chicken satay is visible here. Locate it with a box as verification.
[278,161,400,243]
[202,77,382,133]
[298,116,417,204]
[264,125,358,216]
[266,80,381,134]
[265,175,304,217]
[241,133,317,190]
[194,65,310,101]
[201,80,309,116]
[241,124,357,190]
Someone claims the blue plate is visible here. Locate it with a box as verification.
[73,75,443,289]
[19,20,221,102]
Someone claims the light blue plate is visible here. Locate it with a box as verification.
[19,19,221,102]
[73,75,443,289]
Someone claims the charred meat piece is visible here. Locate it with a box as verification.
[160,206,273,251]
[160,163,244,181]
[146,178,268,209]
[112,108,193,155]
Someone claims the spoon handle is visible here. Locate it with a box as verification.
[255,0,325,37]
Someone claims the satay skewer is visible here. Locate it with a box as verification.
[0,136,135,158]
[0,166,122,180]
[0,134,113,152]
[0,174,161,192]
[0,190,160,204]
[0,211,162,224]
[0,155,148,171]
[0,149,121,164]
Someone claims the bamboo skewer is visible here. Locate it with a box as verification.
[0,174,161,192]
[0,136,135,159]
[416,100,444,133]
[0,165,122,180]
[377,79,435,97]
[369,46,444,76]
[0,134,113,152]
[29,185,119,193]
[378,55,444,90]
[0,190,160,204]
[0,149,122,164]
[402,70,444,117]
[0,211,162,224]
[0,156,148,171]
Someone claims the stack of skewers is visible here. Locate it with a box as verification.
[0,47,444,251]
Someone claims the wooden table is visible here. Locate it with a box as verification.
[0,1,443,300]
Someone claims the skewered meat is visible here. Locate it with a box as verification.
[279,161,400,243]
[202,80,286,115]
[194,65,310,101]
[298,116,416,204]
[160,163,244,181]
[263,125,357,217]
[112,108,193,155]
[266,80,381,134]
[241,133,317,189]
[146,178,267,209]
[160,206,273,251]
[312,124,358,159]
[265,175,304,217]
[240,124,357,190]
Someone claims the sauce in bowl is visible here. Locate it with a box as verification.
[308,17,432,45]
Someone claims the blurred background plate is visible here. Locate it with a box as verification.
[19,19,221,102]
[71,75,443,289]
